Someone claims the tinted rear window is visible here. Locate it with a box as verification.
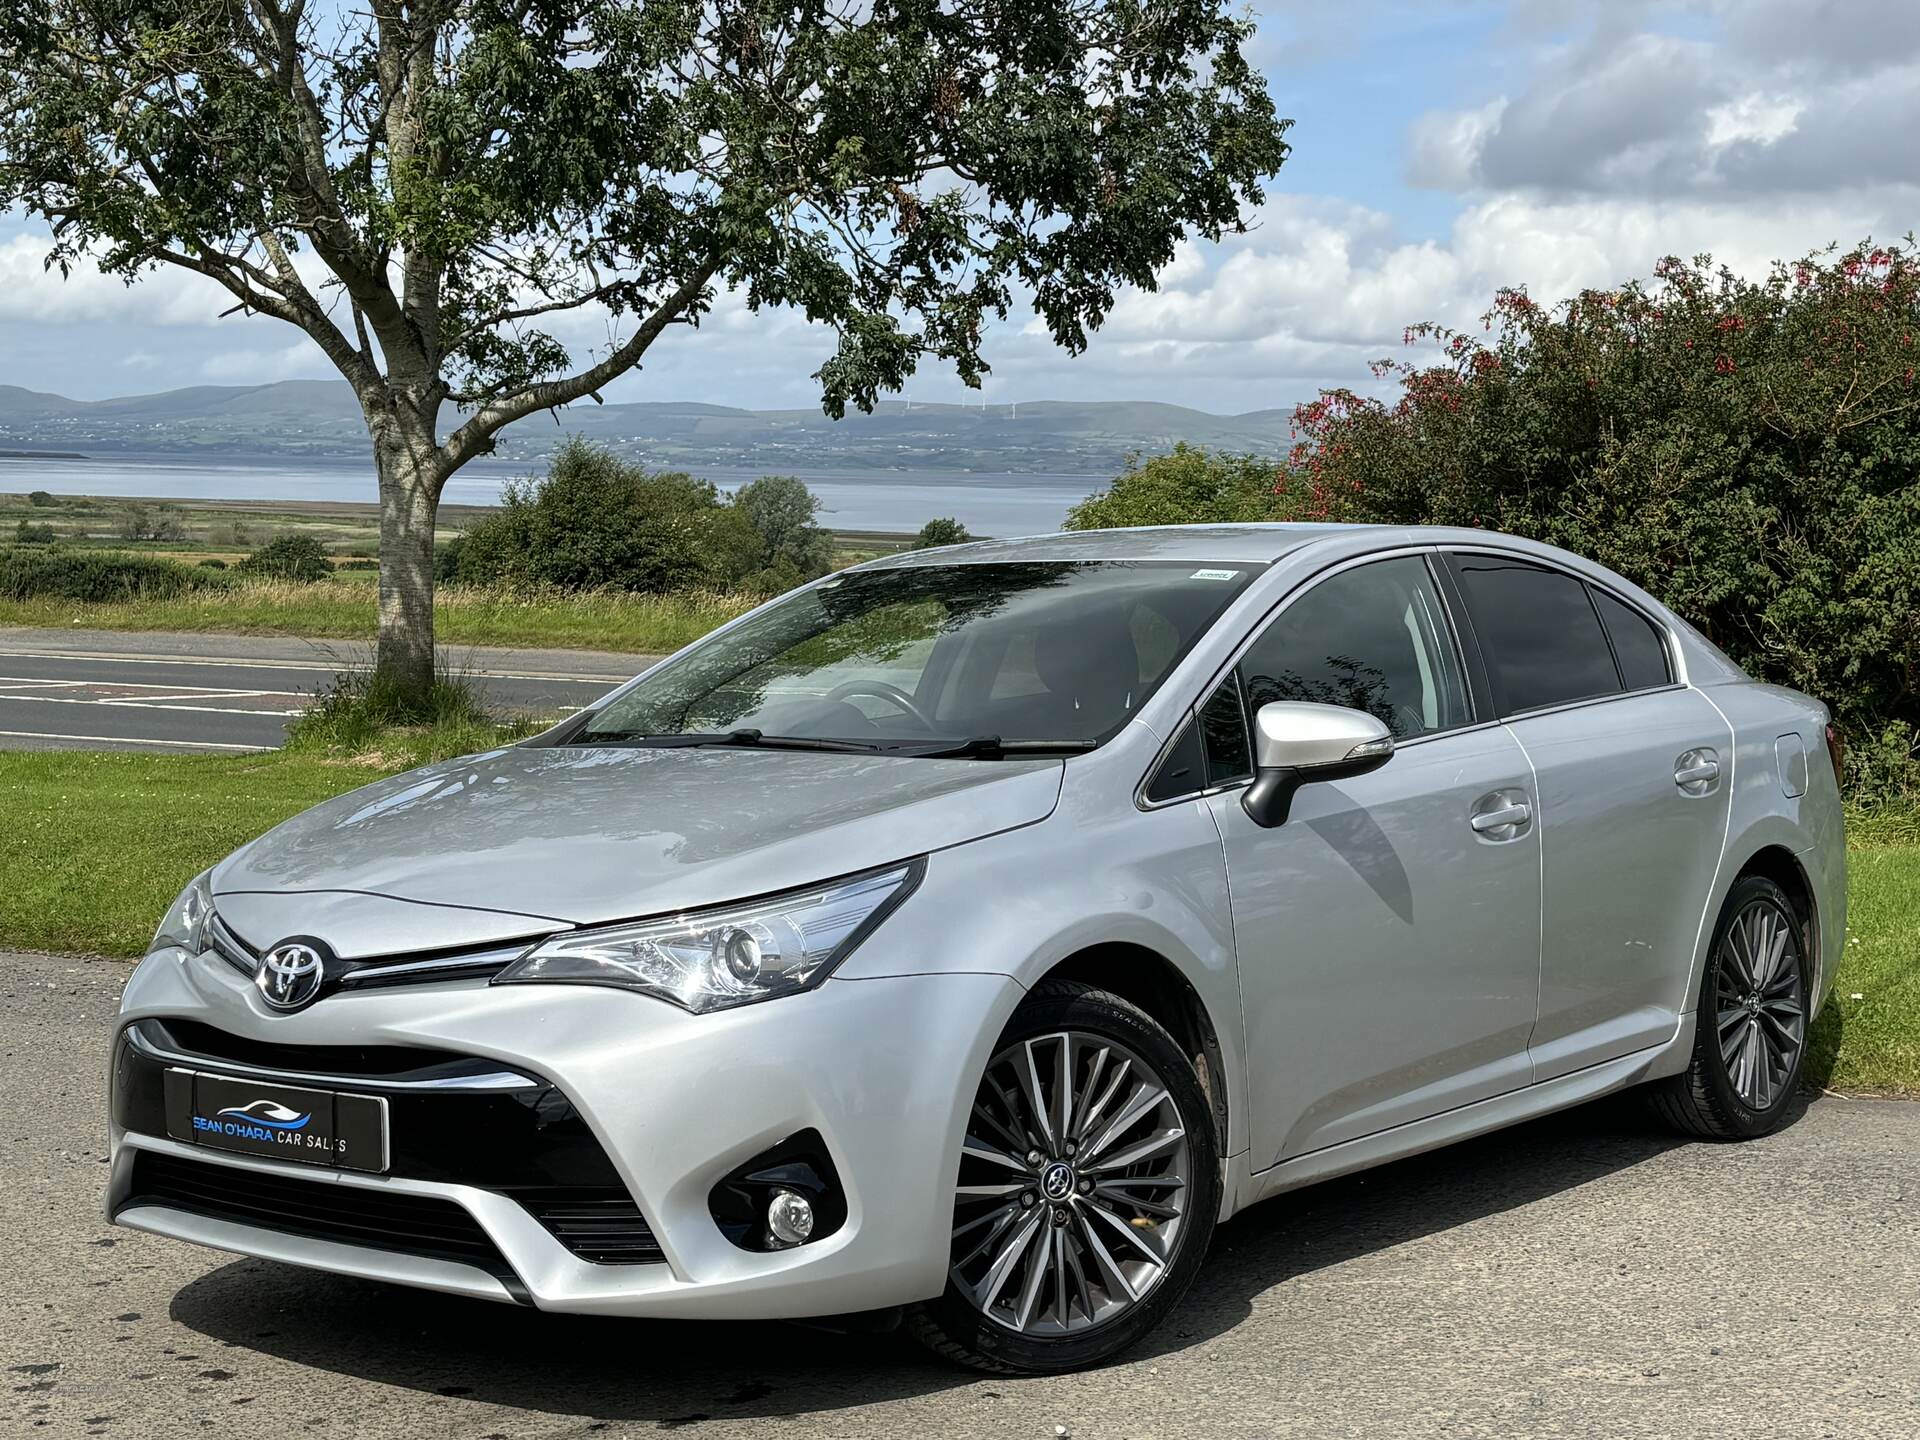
[1451,557,1621,715]
[1591,588,1671,691]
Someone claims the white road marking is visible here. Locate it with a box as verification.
[0,693,307,716]
[0,673,309,698]
[0,727,273,751]
[0,646,626,684]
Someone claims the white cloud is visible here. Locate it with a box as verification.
[1704,93,1804,149]
[200,341,330,382]
[1073,188,1905,404]
[0,235,231,326]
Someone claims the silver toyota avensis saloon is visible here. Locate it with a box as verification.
[108,524,1845,1373]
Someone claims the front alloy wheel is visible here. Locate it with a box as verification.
[909,980,1219,1373]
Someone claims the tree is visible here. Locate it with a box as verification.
[1275,240,1920,796]
[0,1,1290,708]
[240,531,334,580]
[731,474,834,588]
[912,516,974,549]
[119,502,190,543]
[1066,444,1285,529]
[456,438,756,592]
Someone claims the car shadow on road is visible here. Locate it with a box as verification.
[166,1094,1786,1424]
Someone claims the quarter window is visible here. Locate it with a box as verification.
[1199,674,1253,784]
[1590,588,1672,691]
[1451,556,1621,715]
[1238,556,1471,740]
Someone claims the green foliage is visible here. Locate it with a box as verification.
[26,490,53,506]
[434,537,468,584]
[14,518,56,544]
[197,558,227,570]
[285,662,541,755]
[1269,241,1920,799]
[0,0,1288,696]
[912,517,976,549]
[456,439,759,593]
[1067,445,1288,530]
[729,475,835,592]
[119,502,189,543]
[239,532,333,581]
[0,546,231,602]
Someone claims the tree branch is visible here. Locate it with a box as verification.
[438,257,722,477]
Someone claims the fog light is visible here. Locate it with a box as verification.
[766,1189,816,1247]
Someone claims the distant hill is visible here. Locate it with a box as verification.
[0,381,1297,474]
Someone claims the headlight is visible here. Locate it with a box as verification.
[150,871,215,955]
[492,861,922,1014]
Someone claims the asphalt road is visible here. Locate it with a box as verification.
[0,628,653,752]
[5,951,1917,1439]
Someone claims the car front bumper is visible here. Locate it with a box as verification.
[107,945,1024,1318]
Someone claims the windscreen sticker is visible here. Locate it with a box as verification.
[1190,568,1241,581]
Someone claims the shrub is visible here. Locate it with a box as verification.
[434,535,467,583]
[1066,445,1288,530]
[240,532,333,581]
[14,518,57,544]
[456,439,806,594]
[197,557,228,569]
[912,517,976,548]
[1223,239,1919,799]
[284,661,544,761]
[0,546,232,601]
[119,502,190,543]
[730,474,835,587]
[27,489,54,506]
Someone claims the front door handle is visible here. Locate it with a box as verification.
[1675,749,1721,794]
[1469,792,1532,837]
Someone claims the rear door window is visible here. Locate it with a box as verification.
[1449,555,1621,715]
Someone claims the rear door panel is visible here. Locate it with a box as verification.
[1505,689,1734,1078]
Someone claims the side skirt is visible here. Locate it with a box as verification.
[1227,1017,1695,1216]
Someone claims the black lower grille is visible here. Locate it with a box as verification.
[123,1150,521,1286]
[516,1189,665,1264]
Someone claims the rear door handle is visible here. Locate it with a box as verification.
[1469,793,1532,836]
[1675,749,1721,794]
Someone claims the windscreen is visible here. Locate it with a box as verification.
[578,560,1256,748]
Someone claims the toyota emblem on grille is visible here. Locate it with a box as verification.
[255,939,327,1012]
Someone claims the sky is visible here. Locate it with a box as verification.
[1,0,1916,416]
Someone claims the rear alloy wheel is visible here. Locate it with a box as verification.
[907,980,1219,1373]
[1650,875,1810,1140]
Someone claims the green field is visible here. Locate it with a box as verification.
[0,579,755,653]
[1,490,905,652]
[1,747,1912,1094]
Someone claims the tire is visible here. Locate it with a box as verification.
[906,979,1221,1374]
[1648,874,1811,1140]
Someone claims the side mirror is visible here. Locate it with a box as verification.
[1241,701,1395,829]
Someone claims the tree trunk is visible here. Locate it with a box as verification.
[375,446,440,712]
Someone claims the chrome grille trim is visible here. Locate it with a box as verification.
[206,913,258,977]
[337,945,530,989]
[123,1021,541,1092]
[204,911,537,993]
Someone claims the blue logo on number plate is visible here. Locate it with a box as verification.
[210,1098,312,1132]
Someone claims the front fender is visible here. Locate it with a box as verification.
[836,797,1246,1160]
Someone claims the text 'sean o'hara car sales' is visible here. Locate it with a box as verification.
[107,523,1845,1373]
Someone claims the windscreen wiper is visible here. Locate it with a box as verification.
[902,736,1100,759]
[571,728,895,754]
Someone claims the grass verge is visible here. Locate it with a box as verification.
[0,580,754,653]
[2,751,1913,1094]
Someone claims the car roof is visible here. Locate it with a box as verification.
[861,523,1373,569]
